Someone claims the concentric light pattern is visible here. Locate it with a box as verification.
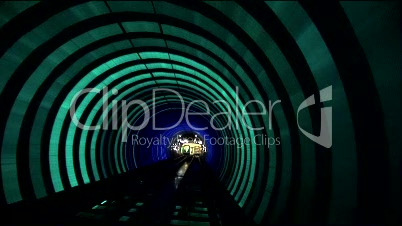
[0,1,399,224]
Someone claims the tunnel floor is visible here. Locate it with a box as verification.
[3,156,254,225]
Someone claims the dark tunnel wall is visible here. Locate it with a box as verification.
[0,1,400,224]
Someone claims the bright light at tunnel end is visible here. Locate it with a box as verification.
[69,85,332,148]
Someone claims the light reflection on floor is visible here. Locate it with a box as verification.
[174,162,189,189]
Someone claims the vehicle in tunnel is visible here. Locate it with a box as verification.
[170,133,206,157]
[0,1,400,225]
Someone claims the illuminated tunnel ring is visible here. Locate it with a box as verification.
[90,85,237,181]
[0,1,397,224]
[38,45,266,196]
[31,45,270,197]
[70,71,256,197]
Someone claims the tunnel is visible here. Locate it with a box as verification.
[0,1,400,225]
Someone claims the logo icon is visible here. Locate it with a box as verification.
[297,86,332,148]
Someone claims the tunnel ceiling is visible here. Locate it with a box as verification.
[0,1,399,224]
